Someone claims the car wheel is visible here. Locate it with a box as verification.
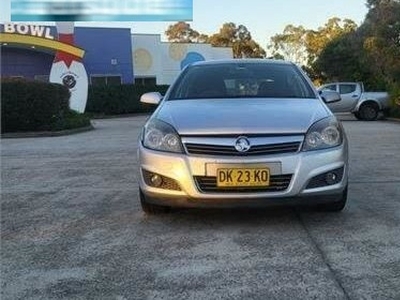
[353,112,362,120]
[319,185,348,212]
[139,189,170,214]
[359,103,379,121]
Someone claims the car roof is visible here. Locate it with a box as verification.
[189,59,294,67]
[319,82,360,87]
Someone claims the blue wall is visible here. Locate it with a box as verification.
[1,48,54,79]
[75,27,133,83]
[1,26,134,84]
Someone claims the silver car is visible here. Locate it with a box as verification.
[138,59,348,214]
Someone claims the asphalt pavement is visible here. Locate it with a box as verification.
[1,115,400,300]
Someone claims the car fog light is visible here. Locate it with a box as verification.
[142,169,182,191]
[306,167,344,189]
[325,172,338,185]
[150,174,163,187]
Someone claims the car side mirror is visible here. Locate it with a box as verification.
[319,90,341,103]
[140,92,163,105]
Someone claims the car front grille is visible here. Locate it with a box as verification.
[194,174,292,193]
[185,142,301,156]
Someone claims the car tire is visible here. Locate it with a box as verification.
[139,189,170,214]
[353,112,362,120]
[359,103,379,121]
[320,185,348,212]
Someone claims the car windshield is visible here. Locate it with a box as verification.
[168,62,316,100]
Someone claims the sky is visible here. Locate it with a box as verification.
[1,0,369,48]
[127,0,369,47]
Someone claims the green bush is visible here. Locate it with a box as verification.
[86,84,169,115]
[1,79,91,133]
[388,85,400,118]
[52,110,92,131]
[389,100,400,118]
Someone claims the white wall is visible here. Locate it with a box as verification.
[131,34,162,79]
[132,34,233,85]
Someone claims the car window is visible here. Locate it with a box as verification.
[168,63,316,100]
[322,84,337,92]
[339,84,357,94]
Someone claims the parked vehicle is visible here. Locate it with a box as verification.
[138,59,348,214]
[318,82,389,121]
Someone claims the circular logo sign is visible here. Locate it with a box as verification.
[62,74,77,89]
[134,48,153,72]
[169,43,187,61]
[235,136,251,153]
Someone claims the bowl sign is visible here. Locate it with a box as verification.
[3,23,54,39]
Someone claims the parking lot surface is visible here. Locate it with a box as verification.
[2,116,400,300]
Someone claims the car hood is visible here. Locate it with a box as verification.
[155,99,330,135]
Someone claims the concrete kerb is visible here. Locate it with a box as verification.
[1,114,151,139]
[1,124,94,139]
[386,117,400,123]
[89,113,152,119]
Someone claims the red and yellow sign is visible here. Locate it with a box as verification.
[0,23,85,58]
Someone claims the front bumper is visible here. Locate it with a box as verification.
[138,142,348,208]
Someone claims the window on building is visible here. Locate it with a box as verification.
[8,76,24,80]
[107,76,122,85]
[91,76,107,86]
[91,75,122,86]
[135,77,156,86]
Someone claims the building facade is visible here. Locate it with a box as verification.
[1,23,134,84]
[132,34,233,85]
[1,23,233,86]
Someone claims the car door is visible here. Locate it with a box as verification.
[337,83,360,112]
[320,83,342,113]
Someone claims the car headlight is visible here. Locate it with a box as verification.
[302,117,343,151]
[143,119,183,153]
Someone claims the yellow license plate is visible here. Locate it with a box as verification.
[217,168,270,187]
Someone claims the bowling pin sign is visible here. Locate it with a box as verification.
[49,22,88,113]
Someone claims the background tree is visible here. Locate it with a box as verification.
[305,18,357,65]
[313,31,371,84]
[268,25,308,65]
[208,23,266,58]
[362,0,400,87]
[268,18,357,67]
[165,22,208,43]
[314,0,400,90]
[165,22,266,58]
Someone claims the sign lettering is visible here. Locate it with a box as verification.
[3,23,54,40]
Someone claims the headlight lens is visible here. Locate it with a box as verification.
[143,119,183,153]
[303,117,343,151]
